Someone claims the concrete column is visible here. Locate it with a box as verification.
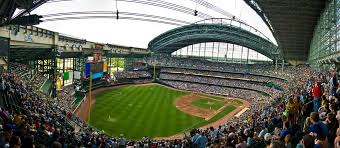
[281,59,284,73]
[204,42,206,59]
[212,42,214,60]
[226,43,228,62]
[199,43,201,57]
[240,46,243,63]
[187,46,189,57]
[53,32,59,45]
[62,58,65,86]
[275,58,278,71]
[232,44,235,63]
[179,48,182,58]
[53,32,59,51]
[246,48,249,64]
[217,42,220,62]
[191,45,194,57]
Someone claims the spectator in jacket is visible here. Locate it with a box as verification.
[312,82,323,112]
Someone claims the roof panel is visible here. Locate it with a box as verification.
[244,0,326,61]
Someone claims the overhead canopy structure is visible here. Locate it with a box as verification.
[9,46,54,62]
[105,53,150,58]
[244,0,327,62]
[58,51,83,58]
[10,46,88,62]
[148,18,279,60]
[0,0,48,25]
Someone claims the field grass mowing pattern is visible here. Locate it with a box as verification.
[90,85,205,139]
[90,85,237,139]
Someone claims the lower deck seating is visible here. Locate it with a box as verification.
[0,61,338,148]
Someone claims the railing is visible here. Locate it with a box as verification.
[72,95,86,113]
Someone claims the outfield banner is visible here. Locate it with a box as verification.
[69,71,73,81]
[92,72,104,79]
[57,77,62,90]
[74,71,81,80]
[85,63,91,77]
[64,71,70,80]
[103,61,108,72]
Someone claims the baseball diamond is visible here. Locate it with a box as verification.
[87,84,242,139]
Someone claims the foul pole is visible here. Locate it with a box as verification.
[88,72,92,123]
[153,63,156,81]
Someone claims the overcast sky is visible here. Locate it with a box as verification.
[30,0,275,49]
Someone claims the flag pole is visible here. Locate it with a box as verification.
[88,72,92,123]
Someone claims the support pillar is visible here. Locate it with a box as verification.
[204,42,206,59]
[109,57,112,74]
[51,47,57,99]
[240,46,243,63]
[62,58,65,86]
[72,58,75,83]
[226,43,228,62]
[275,58,278,71]
[217,42,220,62]
[116,58,119,72]
[187,46,189,57]
[199,44,201,57]
[212,42,214,60]
[180,48,182,58]
[281,59,284,73]
[232,44,235,63]
[191,45,194,57]
[246,48,249,64]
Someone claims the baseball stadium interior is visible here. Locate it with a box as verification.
[1,0,340,147]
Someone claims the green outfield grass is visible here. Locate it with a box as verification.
[191,98,226,110]
[90,84,235,139]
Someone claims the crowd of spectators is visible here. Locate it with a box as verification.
[0,72,77,147]
[56,84,76,112]
[9,63,33,82]
[0,59,340,148]
[161,80,271,105]
[149,56,313,95]
[114,71,151,79]
[128,79,153,84]
[8,63,50,94]
[159,73,282,99]
[31,72,48,89]
[161,67,286,83]
[147,56,313,80]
